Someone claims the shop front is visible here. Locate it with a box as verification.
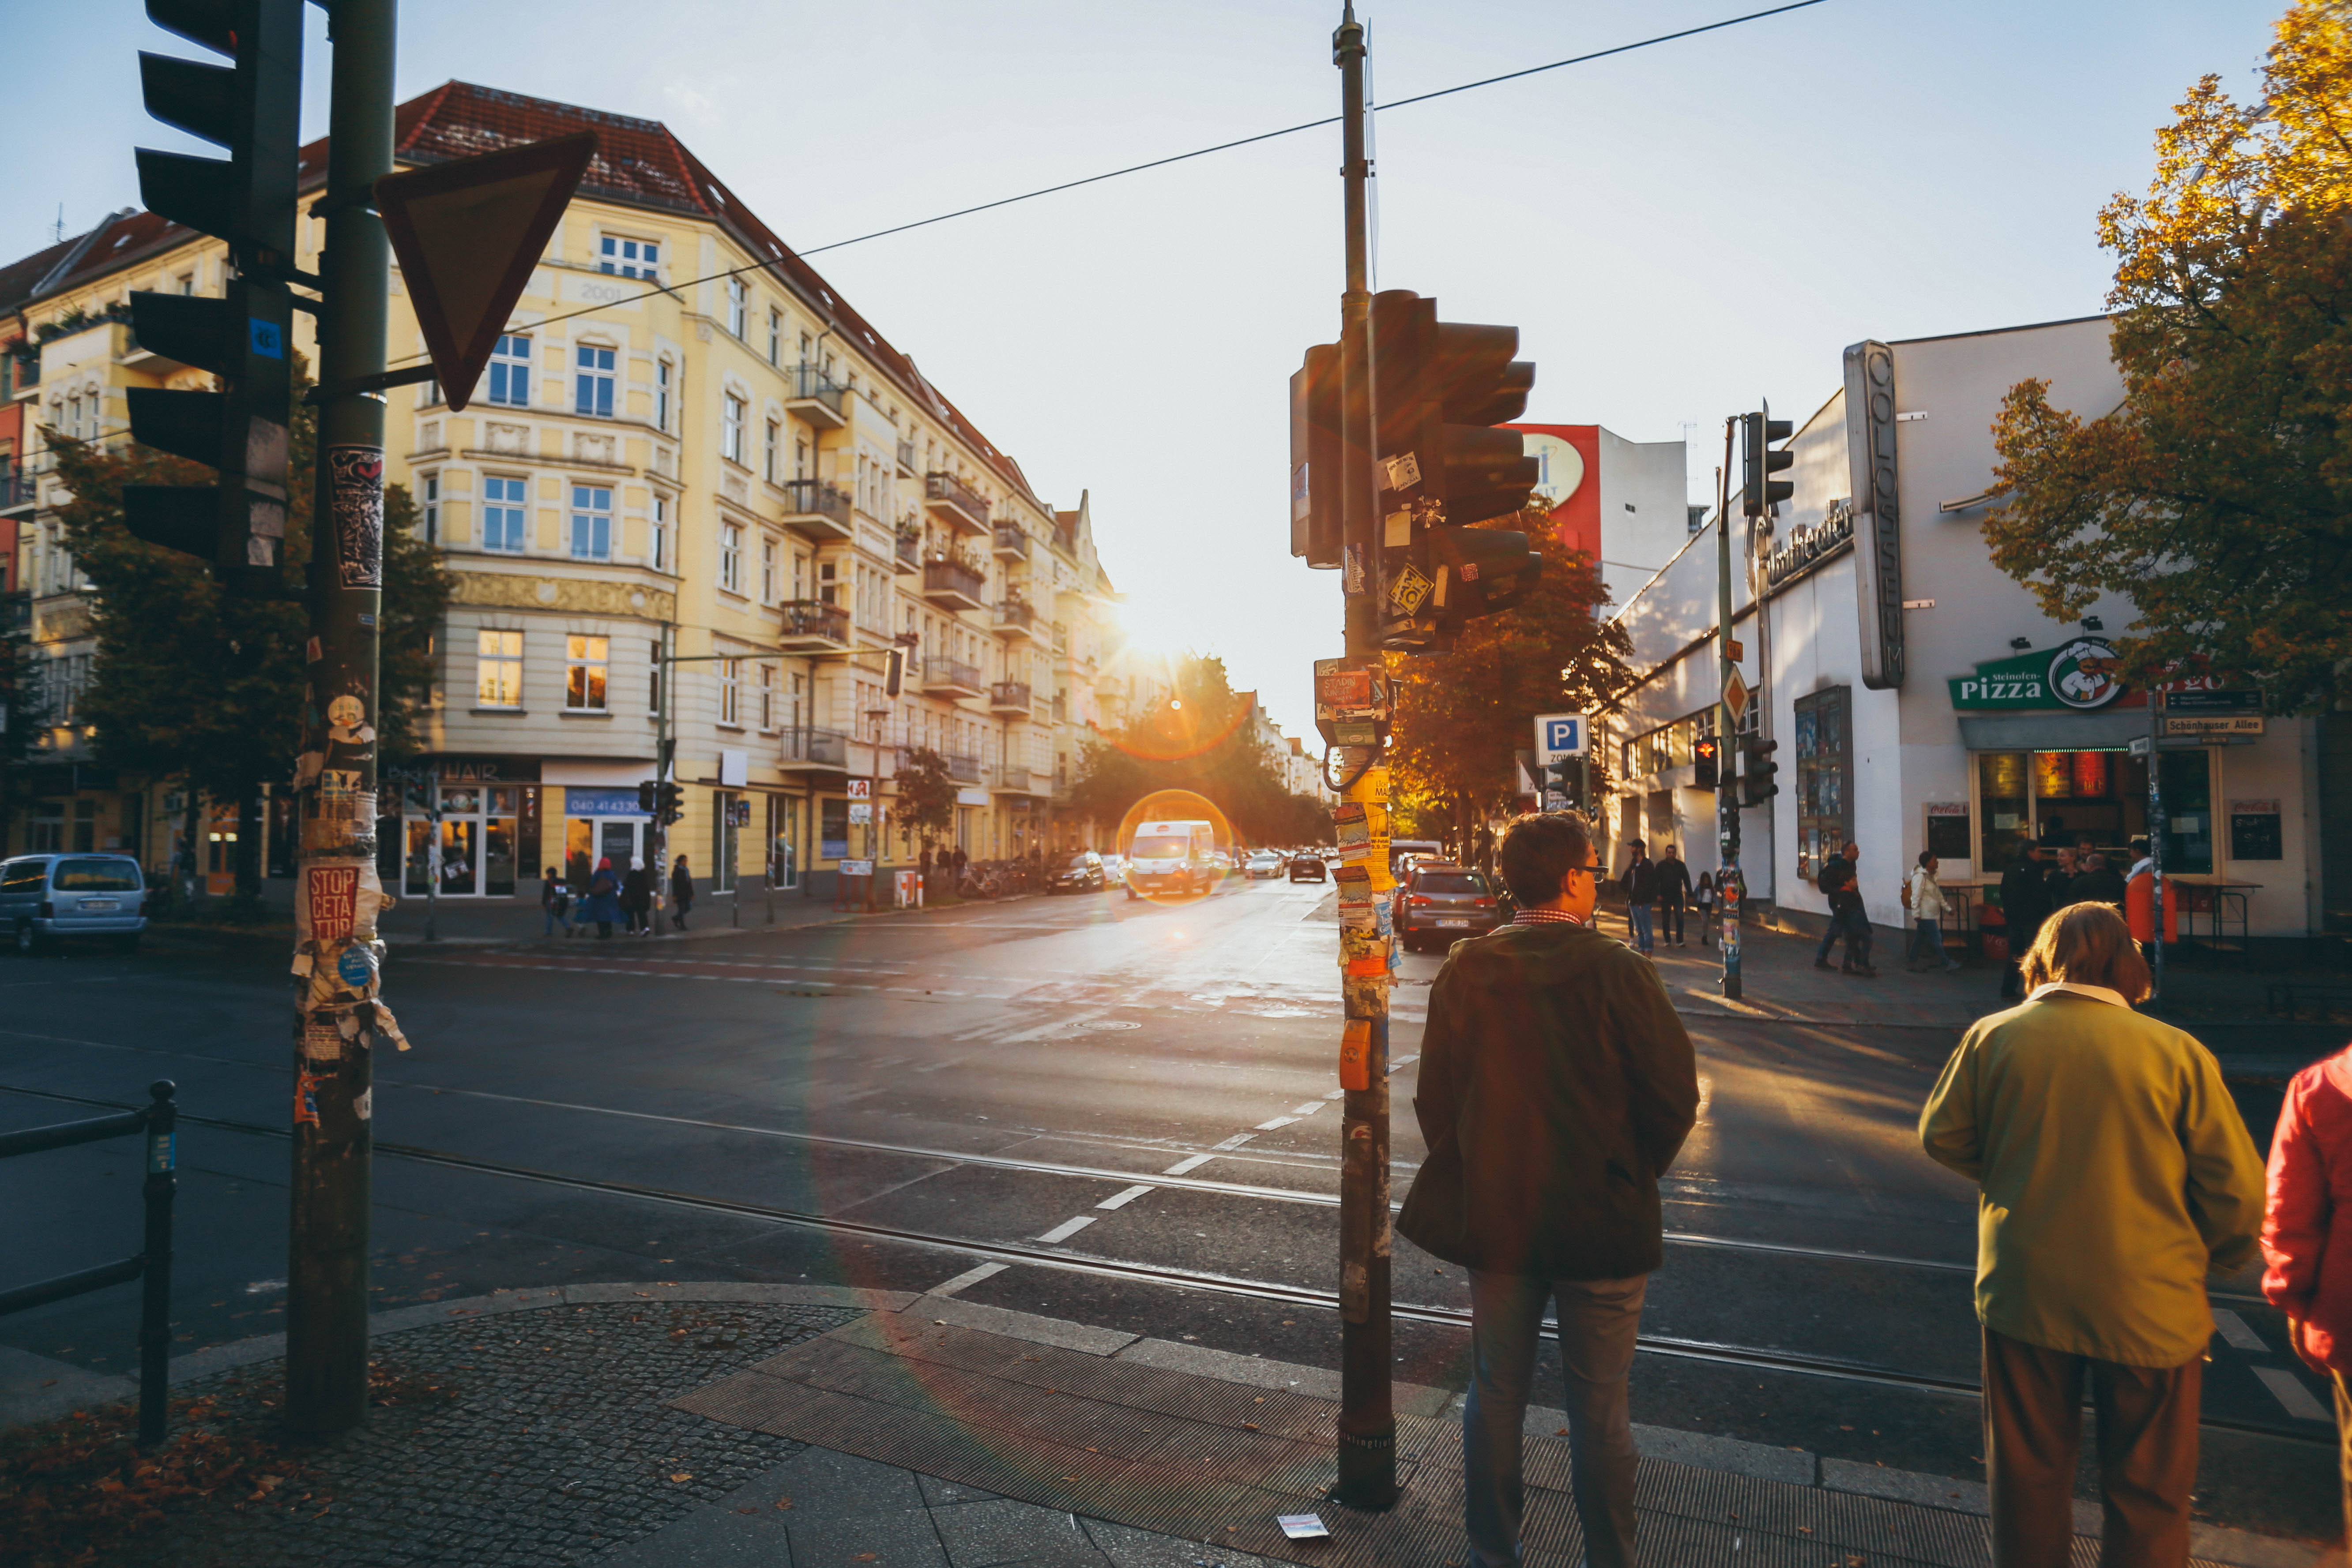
[559,786,653,888]
[397,757,542,899]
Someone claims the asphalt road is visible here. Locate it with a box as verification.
[0,874,2333,1539]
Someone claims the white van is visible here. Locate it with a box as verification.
[1123,820,1217,899]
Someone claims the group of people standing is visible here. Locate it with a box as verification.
[1407,808,2343,1568]
[539,856,696,939]
[1610,840,1721,955]
[1996,836,2174,1000]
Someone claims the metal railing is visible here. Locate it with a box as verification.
[0,1080,178,1445]
[787,363,846,417]
[943,751,983,782]
[990,681,1032,712]
[994,763,1042,793]
[2,592,29,637]
[922,558,987,602]
[924,471,990,525]
[992,525,1027,556]
[923,656,982,692]
[994,599,1036,634]
[781,726,850,766]
[894,531,921,570]
[779,479,852,527]
[0,467,32,508]
[779,600,850,642]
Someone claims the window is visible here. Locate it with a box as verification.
[1792,686,1852,884]
[719,658,741,726]
[760,536,778,603]
[476,629,523,707]
[487,334,531,406]
[575,344,615,417]
[794,438,809,480]
[568,485,611,560]
[598,235,659,278]
[482,475,527,553]
[565,635,610,711]
[720,523,742,592]
[722,393,745,464]
[649,640,663,714]
[655,359,672,431]
[726,278,748,338]
[757,663,775,729]
[650,494,670,571]
[764,419,780,482]
[421,472,440,543]
[767,309,782,365]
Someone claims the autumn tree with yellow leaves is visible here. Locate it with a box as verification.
[1986,0,2352,711]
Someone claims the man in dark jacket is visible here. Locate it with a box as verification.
[1813,841,1876,976]
[1652,843,1691,947]
[2069,851,2128,913]
[1618,839,1656,955]
[1399,813,1698,1568]
[1996,845,2051,1000]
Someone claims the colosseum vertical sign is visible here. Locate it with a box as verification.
[1842,340,1905,690]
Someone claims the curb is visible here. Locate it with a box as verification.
[7,1279,2318,1568]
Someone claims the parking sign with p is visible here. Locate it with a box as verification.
[1536,714,1587,762]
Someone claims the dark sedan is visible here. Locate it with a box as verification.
[1048,850,1107,894]
[1397,861,1500,951]
[1287,854,1327,883]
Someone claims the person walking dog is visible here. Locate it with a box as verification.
[1400,812,1698,1568]
[1920,902,2263,1568]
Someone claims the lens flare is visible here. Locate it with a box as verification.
[1106,696,1249,764]
[1114,789,1232,909]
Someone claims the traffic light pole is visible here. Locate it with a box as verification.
[287,0,396,1437]
[1330,2,1396,1512]
[1716,420,1742,1000]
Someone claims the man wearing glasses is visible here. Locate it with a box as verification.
[1399,812,1699,1568]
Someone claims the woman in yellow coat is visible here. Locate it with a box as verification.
[1919,902,2264,1568]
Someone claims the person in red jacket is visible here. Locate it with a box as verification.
[2262,1042,2352,1548]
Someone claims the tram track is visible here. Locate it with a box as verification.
[2,1079,2320,1447]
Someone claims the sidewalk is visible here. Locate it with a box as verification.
[1,1278,2323,1568]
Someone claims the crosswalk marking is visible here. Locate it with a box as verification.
[2252,1365,2331,1422]
[1096,1184,1155,1210]
[2209,1308,2266,1352]
[1162,1153,1215,1175]
[1036,1215,1096,1244]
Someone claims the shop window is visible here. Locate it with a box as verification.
[1792,686,1852,884]
[565,634,609,711]
[712,790,741,893]
[476,629,523,708]
[2156,750,2213,874]
[821,797,849,859]
[1978,752,2031,871]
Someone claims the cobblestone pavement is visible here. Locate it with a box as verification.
[139,1300,859,1567]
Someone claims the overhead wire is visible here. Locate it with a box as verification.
[383,0,1829,365]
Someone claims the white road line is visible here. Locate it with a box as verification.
[2209,1307,2267,1353]
[913,1055,971,1074]
[1162,1153,1215,1175]
[1254,1117,1300,1132]
[1391,1053,1420,1068]
[1289,1102,1326,1117]
[1096,1184,1155,1210]
[1323,1089,1345,1101]
[926,1261,1008,1297]
[1214,1133,1258,1150]
[2252,1365,2331,1422]
[1036,1215,1097,1245]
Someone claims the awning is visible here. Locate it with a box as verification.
[1957,711,2153,751]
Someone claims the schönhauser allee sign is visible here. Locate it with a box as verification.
[1948,639,2126,712]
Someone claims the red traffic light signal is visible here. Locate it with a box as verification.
[1693,736,1720,790]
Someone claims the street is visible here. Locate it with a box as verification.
[0,877,2332,1540]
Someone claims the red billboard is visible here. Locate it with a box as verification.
[1508,424,1600,560]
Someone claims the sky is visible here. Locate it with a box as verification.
[3,0,2284,742]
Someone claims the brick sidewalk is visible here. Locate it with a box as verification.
[1,1281,2320,1568]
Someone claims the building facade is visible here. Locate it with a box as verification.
[1,84,1145,899]
[1604,314,2333,944]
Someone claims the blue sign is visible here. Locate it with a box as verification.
[336,948,373,987]
[564,786,651,818]
[250,318,284,359]
[1537,714,1587,759]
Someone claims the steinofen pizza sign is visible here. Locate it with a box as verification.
[1947,639,2125,712]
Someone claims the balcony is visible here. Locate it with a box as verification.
[921,657,985,699]
[943,751,983,784]
[988,681,1033,716]
[779,600,851,649]
[3,592,30,639]
[786,364,847,429]
[892,529,920,575]
[780,726,850,771]
[923,471,990,536]
[991,525,1027,561]
[921,557,988,612]
[896,439,917,477]
[779,479,854,542]
[0,467,32,512]
[992,599,1039,642]
[991,763,1044,796]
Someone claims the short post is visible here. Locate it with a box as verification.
[138,1079,178,1447]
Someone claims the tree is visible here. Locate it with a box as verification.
[1984,0,2352,712]
[47,370,450,902]
[1385,505,1630,844]
[0,609,52,853]
[1067,654,1328,846]
[892,746,958,851]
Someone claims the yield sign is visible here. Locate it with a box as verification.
[1723,664,1751,723]
[376,132,598,412]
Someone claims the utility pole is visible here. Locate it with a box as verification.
[2148,696,2166,1005]
[288,0,396,1436]
[1716,422,1742,999]
[1329,0,1395,1512]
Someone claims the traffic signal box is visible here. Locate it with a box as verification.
[1741,736,1780,806]
[122,0,305,583]
[1289,343,1343,570]
[1741,411,1794,518]
[1692,736,1720,790]
[1544,758,1581,810]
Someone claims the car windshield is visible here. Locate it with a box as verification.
[1130,837,1188,859]
[54,859,142,891]
[1416,871,1486,896]
[1065,854,1094,868]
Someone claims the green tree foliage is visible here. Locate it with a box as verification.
[46,382,450,897]
[1385,507,1630,840]
[1068,654,1329,846]
[1986,0,2352,711]
[0,607,50,850]
[892,746,959,849]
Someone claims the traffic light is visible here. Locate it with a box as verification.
[121,0,304,579]
[655,782,684,826]
[1740,736,1780,806]
[1368,290,1542,647]
[883,647,905,698]
[1740,409,1794,519]
[1544,758,1580,810]
[1288,342,1342,569]
[1692,736,1720,790]
[637,780,659,814]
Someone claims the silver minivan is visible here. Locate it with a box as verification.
[0,854,149,954]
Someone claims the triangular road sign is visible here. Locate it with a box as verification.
[1724,664,1750,722]
[376,132,598,413]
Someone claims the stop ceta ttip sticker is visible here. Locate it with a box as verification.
[1339,1019,1372,1091]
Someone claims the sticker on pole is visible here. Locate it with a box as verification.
[1387,563,1434,617]
[306,865,360,944]
[327,445,385,589]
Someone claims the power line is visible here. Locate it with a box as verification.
[393,0,1828,361]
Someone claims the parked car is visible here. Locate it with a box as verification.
[1098,853,1126,884]
[0,853,149,955]
[1048,850,1107,894]
[1396,861,1500,952]
[1288,854,1328,884]
[1244,850,1284,879]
